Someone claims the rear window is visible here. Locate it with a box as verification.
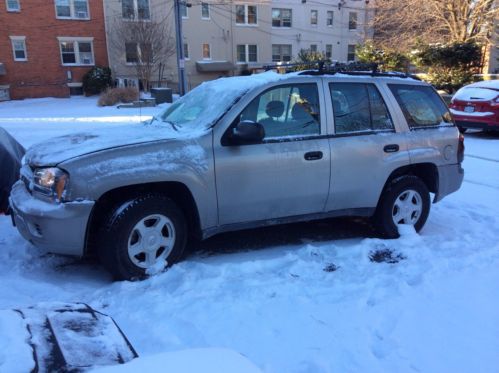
[388,84,453,128]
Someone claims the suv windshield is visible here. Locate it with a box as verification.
[155,72,284,131]
[157,82,243,130]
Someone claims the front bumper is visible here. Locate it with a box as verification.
[9,180,94,256]
[434,164,464,203]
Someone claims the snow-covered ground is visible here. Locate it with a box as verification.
[1,97,499,372]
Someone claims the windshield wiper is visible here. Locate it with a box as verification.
[163,119,179,131]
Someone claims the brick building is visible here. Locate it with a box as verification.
[0,0,108,100]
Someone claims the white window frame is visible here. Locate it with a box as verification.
[201,2,210,20]
[349,12,358,30]
[125,42,153,65]
[310,9,318,26]
[54,0,90,20]
[326,10,333,27]
[202,43,211,60]
[347,44,356,61]
[236,44,257,63]
[183,43,190,60]
[181,2,188,19]
[57,37,95,66]
[272,44,292,62]
[235,4,257,26]
[122,0,151,20]
[325,44,332,59]
[6,0,20,12]
[272,8,292,28]
[10,36,27,61]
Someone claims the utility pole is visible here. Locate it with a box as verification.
[174,0,188,95]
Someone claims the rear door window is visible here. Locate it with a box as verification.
[329,83,394,134]
[388,84,453,128]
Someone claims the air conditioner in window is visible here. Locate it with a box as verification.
[76,11,88,18]
[82,58,92,64]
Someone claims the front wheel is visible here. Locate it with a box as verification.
[373,176,430,238]
[98,194,187,280]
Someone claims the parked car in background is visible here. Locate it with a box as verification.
[449,80,499,133]
[9,70,464,280]
[0,127,25,214]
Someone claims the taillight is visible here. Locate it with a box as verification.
[457,133,465,163]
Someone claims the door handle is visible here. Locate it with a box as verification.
[304,151,323,161]
[383,144,399,153]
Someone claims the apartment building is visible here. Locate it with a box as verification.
[270,0,371,63]
[181,0,371,89]
[0,0,108,100]
[104,0,370,92]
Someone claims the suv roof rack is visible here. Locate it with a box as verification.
[262,61,420,80]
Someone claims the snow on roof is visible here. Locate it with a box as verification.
[453,80,499,102]
[463,79,499,90]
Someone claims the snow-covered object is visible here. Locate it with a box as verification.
[24,72,286,167]
[0,127,25,212]
[91,348,262,373]
[0,310,35,373]
[452,80,499,102]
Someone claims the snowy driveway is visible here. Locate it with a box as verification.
[1,98,499,372]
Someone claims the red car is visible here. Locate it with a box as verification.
[449,80,499,133]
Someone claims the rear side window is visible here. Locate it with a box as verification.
[329,83,393,134]
[388,84,453,128]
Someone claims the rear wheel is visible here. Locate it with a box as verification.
[98,194,187,281]
[373,176,430,238]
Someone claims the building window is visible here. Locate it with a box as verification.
[122,0,150,20]
[349,12,357,30]
[327,11,333,26]
[325,44,332,59]
[58,38,94,65]
[310,9,318,25]
[10,36,27,61]
[347,44,356,61]
[237,44,257,63]
[272,8,292,27]
[125,42,138,63]
[55,0,89,20]
[272,44,292,62]
[180,2,188,18]
[235,4,257,25]
[201,2,209,19]
[183,43,189,59]
[6,0,20,11]
[310,44,317,52]
[202,43,211,59]
[125,42,153,64]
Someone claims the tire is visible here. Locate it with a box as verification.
[458,127,467,134]
[98,194,187,281]
[373,175,430,238]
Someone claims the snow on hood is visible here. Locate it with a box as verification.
[453,80,499,102]
[24,122,188,167]
[25,72,287,167]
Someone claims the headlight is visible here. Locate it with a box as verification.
[33,167,69,201]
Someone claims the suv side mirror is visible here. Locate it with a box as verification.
[230,120,265,145]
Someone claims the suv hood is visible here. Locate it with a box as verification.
[25,122,201,167]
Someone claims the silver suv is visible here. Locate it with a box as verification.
[10,70,464,280]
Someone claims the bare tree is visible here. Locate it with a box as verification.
[371,0,498,50]
[110,15,176,92]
